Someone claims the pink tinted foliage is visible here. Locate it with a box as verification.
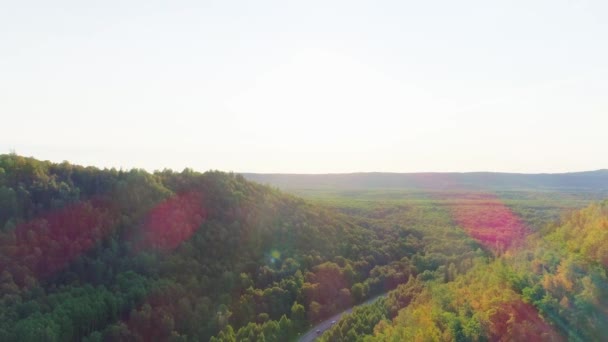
[135,192,206,252]
[490,299,565,341]
[0,199,115,286]
[449,193,528,252]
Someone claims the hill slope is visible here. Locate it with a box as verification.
[0,154,365,340]
[1,154,472,341]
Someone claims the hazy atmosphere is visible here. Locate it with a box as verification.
[3,3,608,341]
[2,0,607,172]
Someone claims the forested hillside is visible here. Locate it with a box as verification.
[1,154,606,341]
[0,154,483,341]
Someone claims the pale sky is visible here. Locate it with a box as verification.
[2,0,607,173]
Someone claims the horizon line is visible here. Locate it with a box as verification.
[3,153,607,176]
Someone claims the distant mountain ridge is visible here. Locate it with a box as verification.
[242,170,608,191]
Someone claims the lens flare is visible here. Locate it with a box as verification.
[134,192,206,252]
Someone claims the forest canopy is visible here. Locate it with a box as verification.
[0,154,606,341]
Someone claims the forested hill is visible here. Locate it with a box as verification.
[0,154,355,340]
[1,154,464,341]
[243,170,608,191]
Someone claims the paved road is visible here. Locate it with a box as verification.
[297,294,386,342]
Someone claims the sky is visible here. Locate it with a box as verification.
[1,0,607,173]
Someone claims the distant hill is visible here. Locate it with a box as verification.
[242,170,608,191]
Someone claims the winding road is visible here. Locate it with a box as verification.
[297,294,386,342]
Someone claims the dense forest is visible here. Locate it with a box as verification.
[314,197,608,341]
[0,154,606,341]
[0,154,481,341]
